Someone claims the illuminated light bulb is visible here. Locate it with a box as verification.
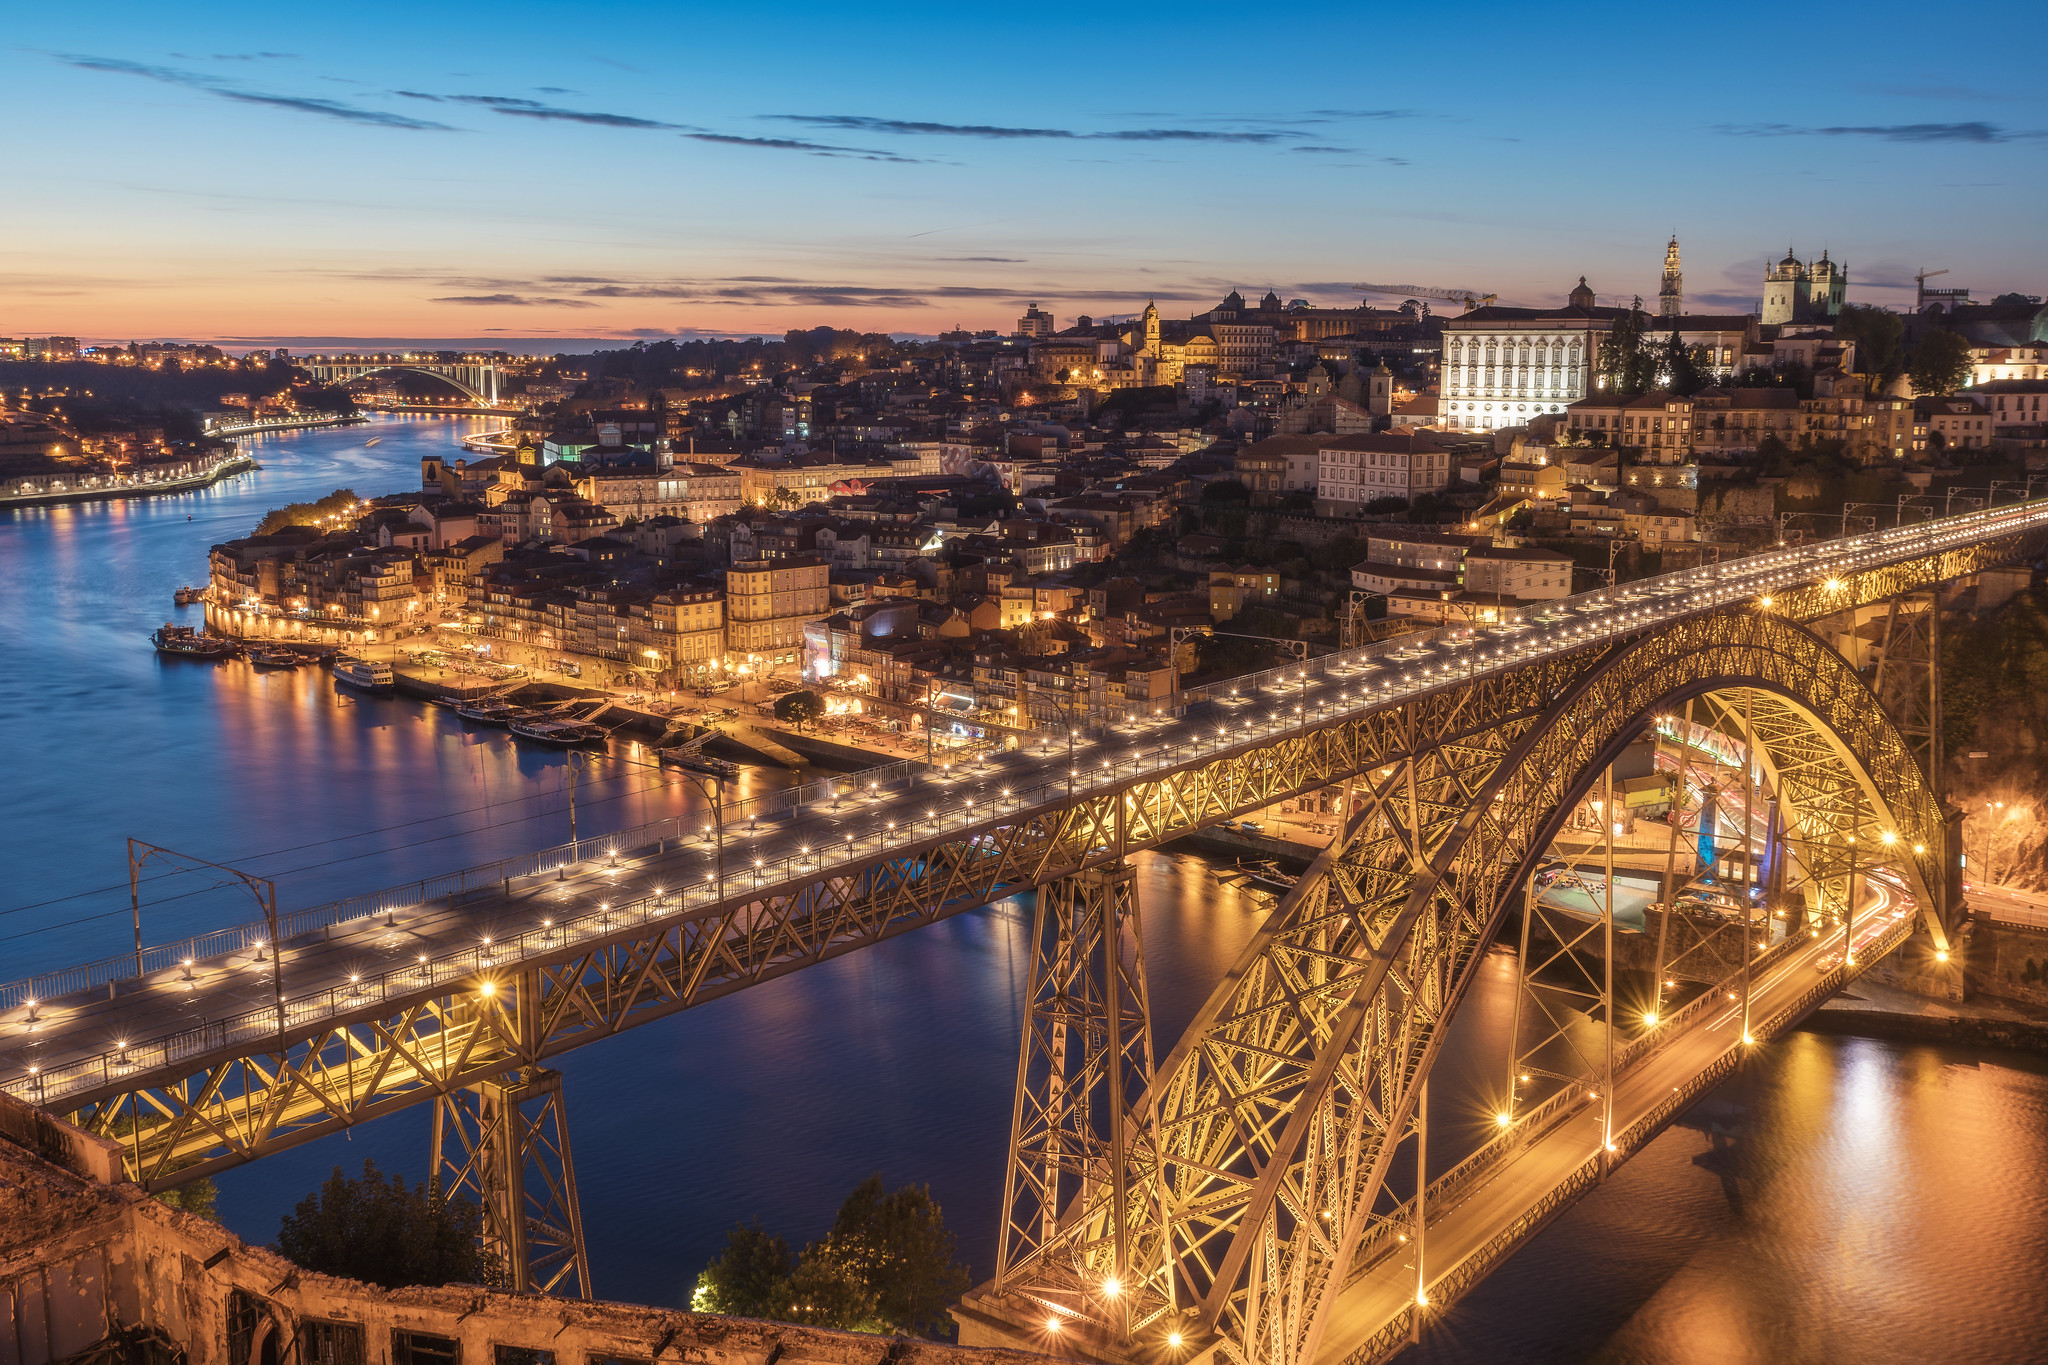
[1495,1112,1511,1128]
[1168,1334,1183,1349]
[1045,1318,1062,1333]
[1103,1277,1122,1297]
[1936,950,1950,963]
[479,980,496,997]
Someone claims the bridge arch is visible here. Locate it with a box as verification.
[1113,609,1949,1365]
[333,364,488,402]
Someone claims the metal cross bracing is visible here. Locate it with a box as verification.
[432,1064,590,1297]
[2,500,2043,1295]
[995,864,1161,1338]
[970,593,1988,1365]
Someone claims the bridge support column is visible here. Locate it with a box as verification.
[994,861,1160,1339]
[431,1066,591,1298]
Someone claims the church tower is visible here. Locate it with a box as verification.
[1141,299,1161,357]
[1659,236,1683,319]
[1367,361,1395,417]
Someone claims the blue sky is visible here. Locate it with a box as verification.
[5,0,2045,346]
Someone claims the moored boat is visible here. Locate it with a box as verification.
[172,585,209,607]
[456,698,521,725]
[247,645,303,669]
[510,717,606,746]
[657,747,739,778]
[333,655,395,694]
[151,624,234,660]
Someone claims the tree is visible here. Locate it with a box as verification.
[1200,479,1251,505]
[692,1179,969,1338]
[1908,329,1973,397]
[819,1176,971,1338]
[1835,303,1906,389]
[1991,293,2042,307]
[1660,331,1707,396]
[694,1223,796,1319]
[156,1179,218,1219]
[774,689,826,731]
[1597,297,1656,396]
[275,1160,495,1290]
[1363,495,1409,515]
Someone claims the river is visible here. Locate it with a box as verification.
[2,416,2043,1361]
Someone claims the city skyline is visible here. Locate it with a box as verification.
[5,0,2046,346]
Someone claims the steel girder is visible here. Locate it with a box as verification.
[61,532,2015,1196]
[68,672,1565,1190]
[1043,608,1952,1365]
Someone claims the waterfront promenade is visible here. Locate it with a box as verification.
[0,450,258,509]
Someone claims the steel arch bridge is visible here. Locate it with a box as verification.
[965,603,1956,1365]
[299,355,503,403]
[4,501,2043,1320]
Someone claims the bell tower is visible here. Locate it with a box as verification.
[1659,236,1683,319]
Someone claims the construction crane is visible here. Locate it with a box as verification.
[1914,267,1960,313]
[1355,281,1498,311]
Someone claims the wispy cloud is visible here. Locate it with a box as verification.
[1718,120,2045,143]
[56,54,449,129]
[770,114,1283,143]
[451,94,682,129]
[1306,108,1420,120]
[941,256,1025,263]
[683,132,921,162]
[431,293,600,308]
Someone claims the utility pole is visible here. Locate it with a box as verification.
[125,838,146,978]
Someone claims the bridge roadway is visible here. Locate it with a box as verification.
[1315,882,1908,1365]
[6,500,2044,1136]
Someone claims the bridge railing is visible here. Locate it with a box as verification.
[4,812,1032,1111]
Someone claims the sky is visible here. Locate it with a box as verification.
[4,0,2046,349]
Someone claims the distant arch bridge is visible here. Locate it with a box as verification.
[299,354,504,404]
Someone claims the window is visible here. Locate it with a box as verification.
[302,1323,366,1365]
[493,1350,555,1365]
[395,1332,460,1365]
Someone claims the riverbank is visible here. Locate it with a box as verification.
[1804,972,2048,1051]
[206,413,365,439]
[0,451,259,509]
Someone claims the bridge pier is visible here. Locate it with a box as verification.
[986,861,1162,1347]
[430,1066,591,1298]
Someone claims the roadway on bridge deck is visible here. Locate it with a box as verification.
[1312,886,1907,1365]
[8,501,2042,1101]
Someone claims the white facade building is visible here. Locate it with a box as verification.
[1440,282,1621,434]
[1314,434,1455,515]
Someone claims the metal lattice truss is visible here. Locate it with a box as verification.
[432,1065,590,1297]
[1002,609,1955,1365]
[61,532,2016,1217]
[996,864,1161,1334]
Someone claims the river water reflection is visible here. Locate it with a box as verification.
[2,417,2043,1359]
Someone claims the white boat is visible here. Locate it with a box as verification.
[333,656,395,694]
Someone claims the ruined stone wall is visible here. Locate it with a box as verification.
[0,1138,1057,1365]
